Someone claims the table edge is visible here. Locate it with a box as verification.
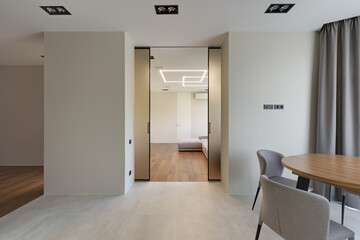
[282,155,360,194]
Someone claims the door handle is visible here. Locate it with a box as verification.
[147,122,150,134]
[208,122,211,134]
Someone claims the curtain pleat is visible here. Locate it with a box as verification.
[316,16,360,208]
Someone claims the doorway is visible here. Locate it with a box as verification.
[134,47,221,182]
[150,48,209,181]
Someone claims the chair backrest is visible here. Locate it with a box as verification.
[260,175,330,240]
[257,149,284,178]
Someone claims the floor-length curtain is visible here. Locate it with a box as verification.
[316,16,360,208]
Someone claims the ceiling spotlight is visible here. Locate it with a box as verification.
[157,7,166,13]
[56,7,67,13]
[46,7,56,13]
[265,4,295,13]
[280,5,290,12]
[269,5,279,12]
[155,5,179,15]
[40,6,71,15]
[168,7,177,12]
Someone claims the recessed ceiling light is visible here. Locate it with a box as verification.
[265,4,295,13]
[182,76,208,87]
[159,70,207,83]
[155,5,179,15]
[40,6,71,15]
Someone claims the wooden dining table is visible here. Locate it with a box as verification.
[281,154,360,194]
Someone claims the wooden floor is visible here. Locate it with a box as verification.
[0,166,43,218]
[150,143,208,182]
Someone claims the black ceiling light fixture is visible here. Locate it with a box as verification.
[155,5,179,15]
[265,4,295,13]
[40,6,71,15]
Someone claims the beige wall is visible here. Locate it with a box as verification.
[0,66,44,166]
[224,32,319,195]
[44,32,133,194]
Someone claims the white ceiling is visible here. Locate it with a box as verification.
[150,48,208,92]
[0,0,360,65]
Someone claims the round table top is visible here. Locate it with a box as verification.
[282,154,360,194]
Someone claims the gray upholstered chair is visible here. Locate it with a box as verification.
[252,149,297,210]
[255,175,355,240]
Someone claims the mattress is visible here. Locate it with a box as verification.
[178,139,202,151]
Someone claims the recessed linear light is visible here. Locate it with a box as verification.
[265,4,295,13]
[40,6,71,15]
[155,5,179,15]
[182,76,207,85]
[159,70,207,83]
[182,76,208,87]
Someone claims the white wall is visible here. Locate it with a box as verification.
[0,66,44,166]
[124,33,135,193]
[177,92,191,141]
[224,32,319,195]
[151,92,177,143]
[191,93,208,138]
[44,32,134,194]
[151,92,208,143]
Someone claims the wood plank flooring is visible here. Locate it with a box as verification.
[150,143,208,182]
[0,166,43,218]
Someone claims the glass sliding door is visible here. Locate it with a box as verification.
[208,48,221,180]
[135,48,150,180]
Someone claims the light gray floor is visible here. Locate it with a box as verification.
[0,182,358,240]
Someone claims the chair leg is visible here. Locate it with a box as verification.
[255,222,262,240]
[252,186,261,210]
[341,194,345,225]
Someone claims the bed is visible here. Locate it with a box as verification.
[178,136,208,159]
[178,138,202,152]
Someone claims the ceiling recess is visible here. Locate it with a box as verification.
[265,4,295,13]
[154,5,179,15]
[40,6,72,15]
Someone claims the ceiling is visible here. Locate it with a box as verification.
[150,48,208,92]
[0,0,360,65]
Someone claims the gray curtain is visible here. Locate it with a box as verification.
[316,16,360,208]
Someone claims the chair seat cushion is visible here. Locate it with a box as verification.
[269,176,297,188]
[328,220,354,240]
